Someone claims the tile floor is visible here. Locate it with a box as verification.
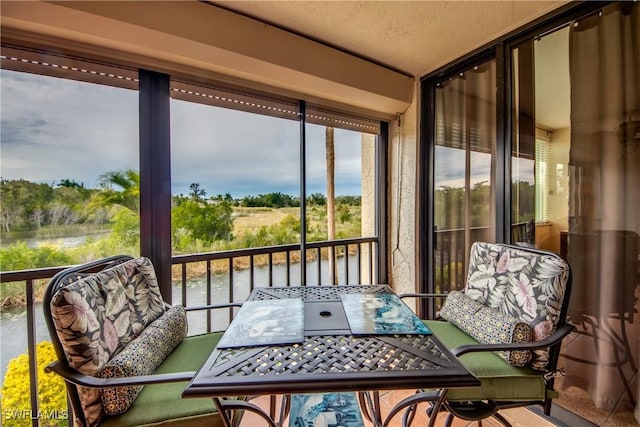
[239,390,557,426]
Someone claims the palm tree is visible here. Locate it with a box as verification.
[326,127,337,283]
[90,167,140,214]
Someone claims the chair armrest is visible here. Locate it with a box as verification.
[451,324,576,357]
[184,302,243,312]
[45,361,195,388]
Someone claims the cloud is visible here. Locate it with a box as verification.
[1,70,138,187]
[434,145,495,189]
[2,71,365,197]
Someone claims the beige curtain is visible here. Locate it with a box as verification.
[565,2,639,421]
[434,62,497,282]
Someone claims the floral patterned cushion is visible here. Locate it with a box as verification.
[464,242,569,370]
[440,291,532,366]
[98,305,188,415]
[49,257,166,427]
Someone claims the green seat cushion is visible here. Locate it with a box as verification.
[426,320,546,402]
[100,333,226,427]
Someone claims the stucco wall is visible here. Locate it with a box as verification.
[388,79,420,304]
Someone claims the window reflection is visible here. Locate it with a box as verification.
[433,60,497,292]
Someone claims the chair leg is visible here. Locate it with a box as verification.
[444,413,455,427]
[445,401,497,421]
[492,412,513,427]
[401,404,416,426]
[429,399,516,427]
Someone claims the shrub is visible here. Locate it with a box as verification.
[172,198,234,245]
[1,341,68,426]
[241,215,300,247]
[110,208,139,246]
[0,245,74,307]
[0,243,73,271]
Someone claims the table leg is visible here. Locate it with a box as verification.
[212,398,234,427]
[212,397,279,427]
[426,390,448,427]
[278,394,291,426]
[381,390,445,427]
[358,391,382,426]
[269,394,290,427]
[270,395,276,420]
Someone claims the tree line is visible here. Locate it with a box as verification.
[433,180,535,230]
[0,171,362,238]
[2,171,532,238]
[0,170,146,234]
[0,178,104,233]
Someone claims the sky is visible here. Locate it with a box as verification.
[0,69,524,198]
[434,143,534,189]
[1,69,364,198]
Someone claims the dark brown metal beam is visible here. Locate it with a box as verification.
[139,70,173,302]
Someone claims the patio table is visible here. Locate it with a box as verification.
[182,285,479,427]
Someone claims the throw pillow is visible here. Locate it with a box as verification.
[98,305,188,415]
[440,291,532,366]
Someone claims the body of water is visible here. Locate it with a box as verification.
[4,231,111,249]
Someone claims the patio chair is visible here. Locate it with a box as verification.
[398,242,574,427]
[43,255,247,427]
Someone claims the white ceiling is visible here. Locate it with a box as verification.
[212,0,568,77]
